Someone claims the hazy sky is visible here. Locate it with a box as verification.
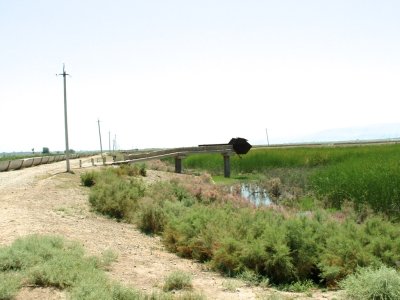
[1,1,399,152]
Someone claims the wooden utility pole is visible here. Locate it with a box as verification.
[58,64,71,172]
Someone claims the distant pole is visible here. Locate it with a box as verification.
[58,64,71,172]
[266,128,270,146]
[108,131,111,153]
[98,119,103,158]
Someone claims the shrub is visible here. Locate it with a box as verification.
[0,235,65,271]
[280,279,314,293]
[28,254,97,288]
[89,176,145,220]
[104,164,147,178]
[139,164,147,177]
[318,221,378,286]
[163,204,225,262]
[340,265,400,300]
[163,271,193,291]
[136,197,166,234]
[98,249,118,271]
[81,171,97,187]
[212,237,243,276]
[237,269,261,286]
[284,217,323,281]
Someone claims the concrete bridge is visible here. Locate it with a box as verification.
[113,145,237,177]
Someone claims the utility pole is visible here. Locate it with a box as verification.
[58,64,71,172]
[266,128,270,146]
[98,119,103,159]
[109,131,111,153]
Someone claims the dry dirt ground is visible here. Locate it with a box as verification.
[0,157,343,300]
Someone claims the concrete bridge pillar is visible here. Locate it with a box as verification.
[222,152,234,178]
[174,155,186,174]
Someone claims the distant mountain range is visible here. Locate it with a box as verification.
[299,123,400,143]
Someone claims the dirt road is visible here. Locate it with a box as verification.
[0,158,341,299]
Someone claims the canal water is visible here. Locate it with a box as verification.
[231,183,272,206]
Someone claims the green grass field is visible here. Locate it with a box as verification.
[185,144,400,216]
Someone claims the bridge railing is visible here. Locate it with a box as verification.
[113,145,236,177]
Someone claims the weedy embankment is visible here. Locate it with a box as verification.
[83,151,400,299]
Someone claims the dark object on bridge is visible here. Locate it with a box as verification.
[228,137,252,155]
[199,137,252,156]
[199,138,252,177]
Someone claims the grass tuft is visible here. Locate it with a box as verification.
[340,265,400,300]
[163,271,193,291]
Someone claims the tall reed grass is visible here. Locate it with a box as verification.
[311,152,400,215]
[185,144,400,216]
[186,144,400,172]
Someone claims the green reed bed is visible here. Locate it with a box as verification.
[184,146,343,173]
[185,144,400,217]
[186,144,400,172]
[311,155,400,215]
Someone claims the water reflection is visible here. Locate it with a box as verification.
[231,183,272,206]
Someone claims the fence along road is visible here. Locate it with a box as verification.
[0,154,81,172]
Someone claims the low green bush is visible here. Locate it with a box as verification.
[81,171,97,187]
[163,271,192,291]
[139,164,147,177]
[280,279,314,293]
[237,269,262,286]
[340,265,400,300]
[116,164,146,177]
[136,197,166,234]
[89,175,145,220]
